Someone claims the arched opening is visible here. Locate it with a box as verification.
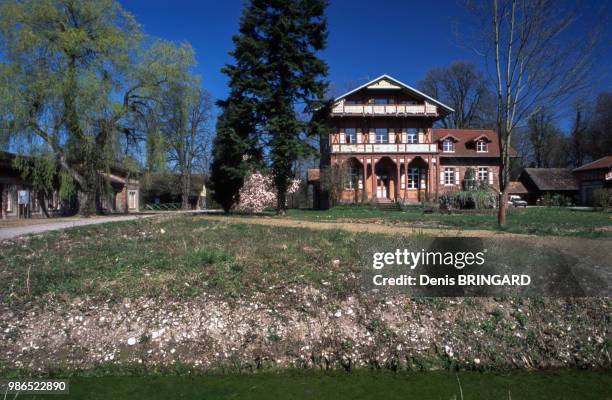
[406,156,429,202]
[341,157,364,203]
[374,157,397,201]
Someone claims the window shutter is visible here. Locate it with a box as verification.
[455,167,459,185]
[488,170,493,185]
[339,129,345,144]
[440,171,445,185]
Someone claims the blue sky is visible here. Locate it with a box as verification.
[122,0,611,121]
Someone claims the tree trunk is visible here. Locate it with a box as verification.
[78,189,94,216]
[498,190,508,226]
[276,188,287,216]
[181,172,190,210]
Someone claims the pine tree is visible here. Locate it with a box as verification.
[218,0,329,215]
[209,96,259,212]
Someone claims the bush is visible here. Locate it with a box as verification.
[541,193,573,207]
[593,188,612,211]
[439,190,498,210]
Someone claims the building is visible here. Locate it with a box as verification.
[1,151,139,219]
[517,168,579,205]
[572,155,612,206]
[316,74,506,205]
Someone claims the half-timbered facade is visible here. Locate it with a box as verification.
[322,75,503,204]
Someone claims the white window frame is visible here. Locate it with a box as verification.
[477,167,489,181]
[375,128,389,144]
[345,128,357,144]
[444,168,455,185]
[406,128,418,144]
[407,168,420,189]
[128,190,138,210]
[5,188,13,212]
[344,167,360,190]
[477,140,488,152]
[443,140,455,153]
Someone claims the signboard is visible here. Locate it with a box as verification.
[17,190,29,205]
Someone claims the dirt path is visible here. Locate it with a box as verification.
[0,214,155,240]
[201,214,527,238]
[200,214,611,261]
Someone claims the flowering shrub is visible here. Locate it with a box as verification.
[236,172,300,213]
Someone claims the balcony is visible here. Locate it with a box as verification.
[331,103,438,117]
[331,143,438,154]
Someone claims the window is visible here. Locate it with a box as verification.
[374,98,388,105]
[407,168,420,189]
[477,140,488,152]
[375,128,389,144]
[443,139,455,152]
[5,188,13,212]
[478,167,489,181]
[406,128,418,144]
[128,190,138,210]
[345,99,357,105]
[345,128,357,144]
[344,167,360,190]
[444,168,455,185]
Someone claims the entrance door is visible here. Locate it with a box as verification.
[376,176,388,198]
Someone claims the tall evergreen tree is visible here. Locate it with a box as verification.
[216,0,329,215]
[209,95,259,212]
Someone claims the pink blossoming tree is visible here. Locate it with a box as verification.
[236,172,300,213]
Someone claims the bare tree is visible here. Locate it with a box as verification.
[467,0,598,226]
[161,85,214,210]
[418,61,495,128]
[568,101,590,168]
[586,92,612,161]
[527,109,568,167]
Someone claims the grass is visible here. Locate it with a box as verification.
[277,204,612,237]
[1,213,609,302]
[0,215,362,302]
[7,369,612,399]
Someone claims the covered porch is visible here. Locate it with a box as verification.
[338,155,433,203]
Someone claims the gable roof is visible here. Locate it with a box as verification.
[431,129,516,158]
[508,181,528,194]
[573,155,612,172]
[334,74,454,113]
[521,168,579,191]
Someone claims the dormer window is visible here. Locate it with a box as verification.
[477,140,488,152]
[443,139,455,152]
[345,128,356,144]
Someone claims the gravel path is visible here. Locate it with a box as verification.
[0,214,153,240]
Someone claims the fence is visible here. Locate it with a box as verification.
[143,203,182,211]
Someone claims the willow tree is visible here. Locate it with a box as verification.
[0,0,194,214]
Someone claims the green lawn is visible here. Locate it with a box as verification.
[11,370,612,400]
[279,205,612,237]
[0,216,362,301]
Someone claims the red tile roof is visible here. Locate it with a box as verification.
[431,129,515,157]
[573,155,612,172]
